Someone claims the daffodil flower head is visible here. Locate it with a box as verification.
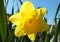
[9,1,49,42]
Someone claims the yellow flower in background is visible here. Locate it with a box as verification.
[9,1,49,42]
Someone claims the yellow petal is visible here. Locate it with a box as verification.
[38,19,49,32]
[37,8,49,32]
[14,25,26,37]
[20,1,35,15]
[9,13,22,25]
[40,8,47,14]
[37,8,47,18]
[28,33,36,42]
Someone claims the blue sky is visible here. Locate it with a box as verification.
[6,0,60,25]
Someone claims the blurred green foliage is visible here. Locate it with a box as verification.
[0,0,7,42]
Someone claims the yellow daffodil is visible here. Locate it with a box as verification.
[9,1,49,42]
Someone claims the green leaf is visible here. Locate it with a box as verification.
[12,7,14,15]
[6,0,9,8]
[19,0,23,5]
[53,19,60,42]
[0,0,7,42]
[53,3,60,42]
[54,3,60,24]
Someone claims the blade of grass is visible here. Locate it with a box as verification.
[53,3,60,42]
[19,0,23,5]
[6,0,9,8]
[0,0,7,42]
[12,7,14,15]
[53,19,60,42]
[54,3,60,24]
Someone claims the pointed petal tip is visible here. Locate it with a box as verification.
[28,33,36,42]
